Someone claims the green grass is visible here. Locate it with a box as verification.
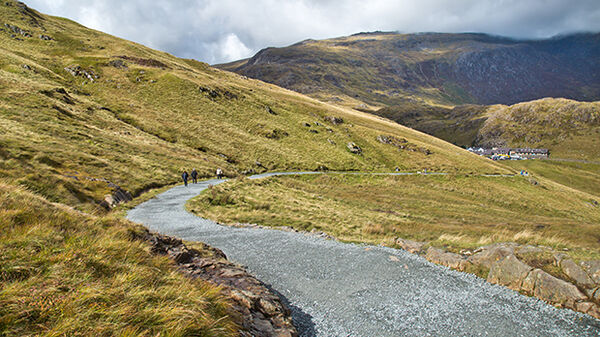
[0,1,509,214]
[503,160,600,197]
[0,3,516,334]
[479,98,600,161]
[0,181,237,336]
[188,174,600,256]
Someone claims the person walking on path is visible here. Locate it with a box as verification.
[182,170,189,186]
[191,168,198,184]
[216,168,223,179]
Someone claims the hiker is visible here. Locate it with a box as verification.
[182,170,189,186]
[191,168,198,184]
[216,168,223,179]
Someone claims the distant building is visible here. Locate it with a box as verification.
[467,147,549,160]
[509,148,549,159]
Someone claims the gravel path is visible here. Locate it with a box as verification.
[127,172,600,336]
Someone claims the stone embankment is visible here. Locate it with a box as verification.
[134,229,297,337]
[395,238,600,319]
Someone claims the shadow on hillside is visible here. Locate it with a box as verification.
[267,285,317,336]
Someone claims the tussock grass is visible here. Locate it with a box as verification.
[0,181,237,336]
[188,174,600,256]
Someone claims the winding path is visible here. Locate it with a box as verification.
[127,172,600,336]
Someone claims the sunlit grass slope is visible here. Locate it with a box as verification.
[188,174,600,256]
[503,160,600,198]
[0,1,508,212]
[0,181,237,336]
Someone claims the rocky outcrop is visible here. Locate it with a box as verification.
[101,187,133,209]
[560,259,596,289]
[581,261,600,284]
[487,254,532,289]
[323,116,343,125]
[395,238,426,254]
[425,247,469,271]
[64,65,99,82]
[377,134,432,155]
[396,238,600,319]
[4,23,31,37]
[346,142,362,154]
[135,230,298,337]
[467,243,516,269]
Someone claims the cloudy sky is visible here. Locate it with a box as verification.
[26,0,600,64]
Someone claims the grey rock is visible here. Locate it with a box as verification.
[580,260,600,284]
[346,142,362,154]
[560,259,595,289]
[487,254,533,290]
[324,116,344,125]
[523,269,587,309]
[395,238,426,254]
[425,247,469,271]
[64,65,99,82]
[468,243,516,269]
[516,245,543,255]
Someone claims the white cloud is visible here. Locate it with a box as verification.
[24,0,600,64]
[219,33,252,62]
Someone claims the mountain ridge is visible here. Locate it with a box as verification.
[218,31,600,107]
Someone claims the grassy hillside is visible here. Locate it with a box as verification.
[0,2,510,214]
[375,98,600,161]
[218,32,600,107]
[188,173,600,257]
[0,181,237,336]
[0,2,516,334]
[477,98,600,160]
[374,102,488,147]
[503,160,600,198]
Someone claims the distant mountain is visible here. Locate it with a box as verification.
[218,32,600,107]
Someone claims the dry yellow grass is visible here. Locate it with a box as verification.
[188,174,600,256]
[0,180,237,336]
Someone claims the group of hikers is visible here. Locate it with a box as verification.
[181,168,224,186]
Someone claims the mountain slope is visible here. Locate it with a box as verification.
[219,32,600,107]
[375,98,600,160]
[0,3,511,212]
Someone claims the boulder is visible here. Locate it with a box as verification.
[395,238,426,254]
[588,304,600,319]
[560,259,595,289]
[516,245,543,255]
[425,247,469,271]
[347,142,362,154]
[468,243,516,269]
[324,116,344,125]
[487,254,533,290]
[522,269,587,308]
[580,260,600,285]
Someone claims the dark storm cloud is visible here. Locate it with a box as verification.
[26,0,600,64]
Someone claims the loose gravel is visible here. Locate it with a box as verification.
[127,173,600,337]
